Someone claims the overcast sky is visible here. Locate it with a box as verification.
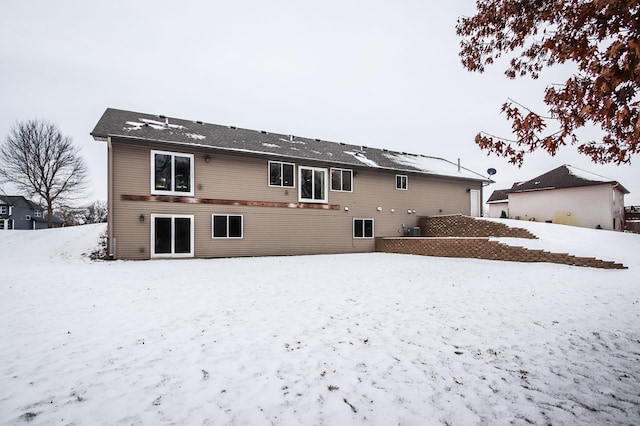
[1,0,638,206]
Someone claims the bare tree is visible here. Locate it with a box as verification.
[83,200,108,224]
[0,119,88,228]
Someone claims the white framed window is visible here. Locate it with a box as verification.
[299,166,328,203]
[269,161,295,188]
[151,214,194,258]
[34,210,42,217]
[212,214,243,239]
[0,206,6,215]
[353,218,374,239]
[396,174,408,190]
[330,168,353,192]
[151,150,194,196]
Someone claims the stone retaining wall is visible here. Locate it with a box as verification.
[375,237,626,269]
[420,215,536,239]
[376,215,627,269]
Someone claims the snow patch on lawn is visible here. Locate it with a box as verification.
[1,223,639,425]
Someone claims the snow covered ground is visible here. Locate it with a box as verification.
[1,221,639,425]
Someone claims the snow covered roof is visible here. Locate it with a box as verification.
[91,108,491,183]
[509,165,629,194]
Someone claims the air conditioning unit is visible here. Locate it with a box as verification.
[407,227,421,237]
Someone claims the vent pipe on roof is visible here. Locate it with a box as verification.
[457,158,461,172]
[289,135,294,142]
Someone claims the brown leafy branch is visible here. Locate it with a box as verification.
[457,0,640,165]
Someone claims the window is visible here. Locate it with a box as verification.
[0,206,6,215]
[212,214,243,238]
[299,166,328,203]
[396,174,408,190]
[151,214,194,258]
[269,161,295,187]
[331,168,353,192]
[151,150,194,196]
[353,218,374,239]
[25,215,31,221]
[34,210,42,217]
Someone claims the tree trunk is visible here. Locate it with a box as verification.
[47,200,53,228]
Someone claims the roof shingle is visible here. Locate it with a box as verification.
[508,165,629,194]
[91,108,491,183]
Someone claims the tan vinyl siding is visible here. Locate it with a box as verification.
[109,138,483,259]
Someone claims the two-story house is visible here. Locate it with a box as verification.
[487,165,629,230]
[0,195,64,230]
[91,108,491,260]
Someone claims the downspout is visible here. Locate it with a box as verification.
[612,182,621,230]
[107,136,115,258]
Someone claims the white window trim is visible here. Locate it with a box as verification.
[298,166,328,204]
[268,160,296,188]
[0,206,6,215]
[211,214,244,239]
[150,214,195,258]
[330,168,353,192]
[353,218,374,239]
[34,210,42,217]
[396,174,408,190]
[150,150,195,196]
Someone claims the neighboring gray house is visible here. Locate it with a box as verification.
[0,196,64,230]
[91,108,492,260]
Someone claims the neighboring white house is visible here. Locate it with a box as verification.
[486,189,510,218]
[486,165,629,231]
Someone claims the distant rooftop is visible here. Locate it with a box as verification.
[91,108,491,183]
[509,165,629,194]
[487,189,510,203]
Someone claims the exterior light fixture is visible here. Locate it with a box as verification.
[139,214,145,222]
[377,207,382,212]
[390,208,395,213]
[344,206,349,211]
[407,209,412,214]
[205,155,211,163]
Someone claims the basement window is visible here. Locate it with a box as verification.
[353,218,374,239]
[212,214,243,239]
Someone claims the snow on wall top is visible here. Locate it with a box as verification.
[91,108,490,183]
